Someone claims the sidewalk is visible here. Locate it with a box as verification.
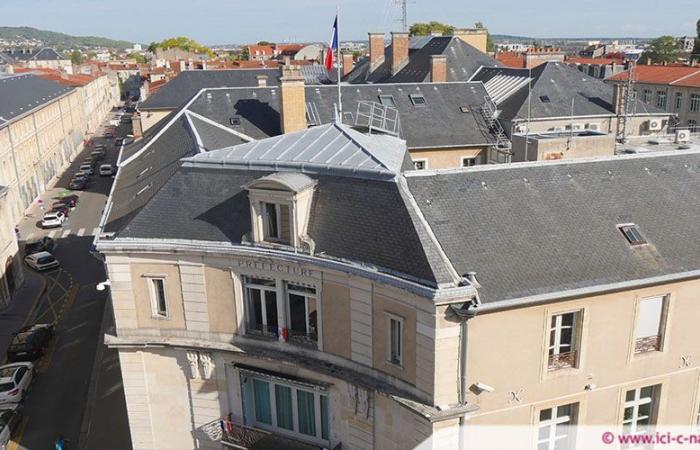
[0,269,47,358]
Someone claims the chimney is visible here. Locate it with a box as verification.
[257,75,268,87]
[279,65,307,134]
[391,31,409,75]
[368,33,385,71]
[453,27,488,53]
[430,54,447,82]
[342,53,354,77]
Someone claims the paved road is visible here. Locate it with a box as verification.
[2,111,131,450]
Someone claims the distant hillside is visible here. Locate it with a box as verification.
[0,26,133,50]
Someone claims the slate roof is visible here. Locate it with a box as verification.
[185,82,495,149]
[0,74,73,127]
[344,36,502,84]
[0,48,67,63]
[106,108,251,233]
[471,62,667,123]
[139,67,331,111]
[406,151,700,304]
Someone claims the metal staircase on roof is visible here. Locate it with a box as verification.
[479,96,512,163]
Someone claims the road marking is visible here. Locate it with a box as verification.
[92,227,100,236]
[48,230,58,238]
[7,414,28,450]
[62,229,71,238]
[77,227,86,236]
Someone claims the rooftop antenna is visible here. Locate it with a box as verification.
[394,0,408,32]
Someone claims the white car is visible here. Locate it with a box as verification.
[78,164,93,175]
[0,363,33,405]
[24,252,59,271]
[41,212,64,228]
[99,164,114,176]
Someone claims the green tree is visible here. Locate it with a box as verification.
[409,21,454,37]
[240,46,250,60]
[150,36,214,58]
[640,36,681,64]
[70,50,84,65]
[127,52,146,63]
[257,41,275,46]
[692,18,700,56]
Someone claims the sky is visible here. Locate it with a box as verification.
[0,0,696,45]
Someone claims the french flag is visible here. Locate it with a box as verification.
[325,15,338,71]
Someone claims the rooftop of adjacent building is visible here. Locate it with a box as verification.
[607,64,700,88]
[0,73,74,128]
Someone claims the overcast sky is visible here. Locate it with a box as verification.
[0,0,695,45]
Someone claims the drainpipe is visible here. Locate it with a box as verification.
[450,289,479,449]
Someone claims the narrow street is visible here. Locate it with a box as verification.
[0,112,132,450]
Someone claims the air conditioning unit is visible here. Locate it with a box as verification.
[514,124,528,134]
[648,119,662,131]
[675,129,690,144]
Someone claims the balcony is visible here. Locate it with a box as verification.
[221,421,338,450]
[635,335,661,353]
[548,351,577,370]
[246,322,278,340]
[287,329,317,349]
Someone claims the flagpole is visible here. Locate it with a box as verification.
[336,3,342,120]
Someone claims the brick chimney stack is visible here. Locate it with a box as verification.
[430,55,447,82]
[279,65,307,134]
[342,53,354,77]
[257,75,268,87]
[391,32,409,75]
[368,32,385,72]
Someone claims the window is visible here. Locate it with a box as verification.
[623,385,659,436]
[634,295,667,353]
[245,374,330,444]
[642,89,652,104]
[286,284,318,346]
[690,94,700,112]
[262,202,290,243]
[537,403,578,450]
[675,92,683,110]
[229,117,241,126]
[409,94,426,106]
[378,95,396,108]
[539,95,551,103]
[413,159,427,170]
[387,314,403,366]
[619,224,646,246]
[460,106,471,113]
[689,119,698,132]
[655,91,667,109]
[548,312,580,370]
[150,278,167,317]
[245,277,278,337]
[461,157,476,167]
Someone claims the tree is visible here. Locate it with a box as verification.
[127,52,146,63]
[486,33,494,52]
[692,18,700,57]
[257,41,275,46]
[149,36,214,58]
[409,21,454,37]
[70,50,84,65]
[640,36,681,64]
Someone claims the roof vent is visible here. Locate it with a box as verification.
[618,224,646,246]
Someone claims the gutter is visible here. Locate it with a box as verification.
[477,269,700,314]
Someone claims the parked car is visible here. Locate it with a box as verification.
[0,363,34,405]
[24,252,59,271]
[115,137,124,146]
[99,164,114,176]
[61,195,78,208]
[41,212,64,229]
[52,204,70,218]
[78,164,93,175]
[6,324,54,362]
[24,237,54,255]
[0,404,23,448]
[90,151,104,161]
[69,178,87,190]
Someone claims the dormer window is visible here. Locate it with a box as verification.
[245,173,317,250]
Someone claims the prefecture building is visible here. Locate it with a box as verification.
[97,84,700,450]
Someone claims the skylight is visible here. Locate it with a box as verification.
[539,95,551,103]
[409,94,427,106]
[229,117,241,126]
[379,95,396,108]
[619,224,647,246]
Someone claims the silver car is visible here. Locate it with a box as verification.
[24,252,59,271]
[0,363,34,405]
